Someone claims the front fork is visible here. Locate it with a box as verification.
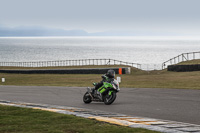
[87,87,94,99]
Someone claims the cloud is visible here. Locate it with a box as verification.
[1,0,200,35]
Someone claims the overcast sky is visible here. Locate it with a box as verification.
[0,0,200,36]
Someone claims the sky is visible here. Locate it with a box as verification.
[0,0,200,36]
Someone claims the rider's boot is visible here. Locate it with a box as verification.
[91,88,95,94]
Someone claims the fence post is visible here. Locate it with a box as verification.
[193,52,195,59]
[182,54,184,62]
[183,54,187,61]
[178,55,180,63]
[173,57,176,64]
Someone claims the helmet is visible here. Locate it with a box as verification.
[106,69,115,78]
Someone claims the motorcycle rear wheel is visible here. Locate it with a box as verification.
[103,91,116,105]
[83,92,92,104]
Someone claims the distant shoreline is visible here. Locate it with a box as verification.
[1,36,200,40]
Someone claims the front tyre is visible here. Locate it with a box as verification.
[83,92,92,104]
[103,91,116,105]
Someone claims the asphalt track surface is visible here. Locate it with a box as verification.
[0,85,199,125]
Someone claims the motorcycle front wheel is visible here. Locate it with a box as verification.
[103,91,116,105]
[83,92,92,104]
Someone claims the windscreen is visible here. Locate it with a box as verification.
[112,79,119,89]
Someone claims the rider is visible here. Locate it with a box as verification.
[92,69,115,93]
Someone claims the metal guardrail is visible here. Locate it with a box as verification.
[0,59,142,69]
[2,51,199,71]
[162,51,200,69]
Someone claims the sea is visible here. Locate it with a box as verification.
[1,36,200,70]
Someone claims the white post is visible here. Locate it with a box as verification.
[2,78,5,83]
[117,77,121,83]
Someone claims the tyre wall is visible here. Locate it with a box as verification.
[0,67,131,74]
[168,64,200,72]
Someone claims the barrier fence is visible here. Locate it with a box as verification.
[162,51,200,69]
[0,59,142,69]
[1,51,199,71]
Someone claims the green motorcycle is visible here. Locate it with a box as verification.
[83,79,120,105]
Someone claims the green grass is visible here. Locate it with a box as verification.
[0,105,159,133]
[178,59,200,65]
[121,70,200,89]
[1,63,200,89]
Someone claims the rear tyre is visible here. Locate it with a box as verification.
[103,91,116,105]
[83,92,92,104]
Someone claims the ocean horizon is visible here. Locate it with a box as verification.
[1,36,200,69]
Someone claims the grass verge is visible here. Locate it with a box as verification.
[0,65,200,89]
[178,59,200,65]
[0,105,159,133]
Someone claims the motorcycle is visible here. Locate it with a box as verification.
[83,78,120,105]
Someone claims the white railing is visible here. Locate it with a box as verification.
[162,51,200,69]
